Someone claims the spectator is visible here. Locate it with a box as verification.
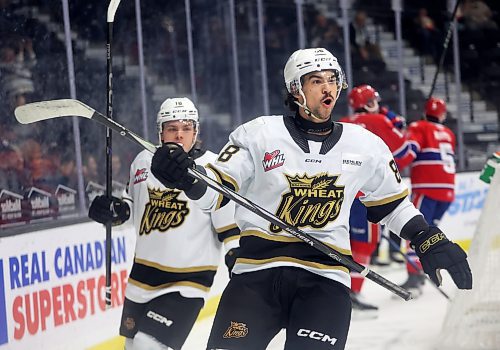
[19,138,42,188]
[58,153,77,189]
[458,0,498,31]
[83,154,102,185]
[0,36,37,108]
[0,140,26,193]
[349,10,385,71]
[19,140,61,192]
[414,8,442,61]
[310,14,344,56]
[112,153,126,184]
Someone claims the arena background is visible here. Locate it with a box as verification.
[1,0,499,348]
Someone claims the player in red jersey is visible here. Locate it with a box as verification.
[400,97,457,296]
[339,85,412,314]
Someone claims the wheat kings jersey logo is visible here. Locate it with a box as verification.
[223,321,249,338]
[270,173,345,233]
[139,188,190,235]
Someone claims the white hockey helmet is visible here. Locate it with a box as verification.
[284,48,346,99]
[156,97,199,146]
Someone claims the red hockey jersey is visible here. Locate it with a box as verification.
[405,120,456,202]
[339,112,413,169]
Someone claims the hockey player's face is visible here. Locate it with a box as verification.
[161,120,197,152]
[300,71,338,122]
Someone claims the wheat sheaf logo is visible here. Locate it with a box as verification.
[223,321,249,339]
[139,188,189,235]
[270,173,344,233]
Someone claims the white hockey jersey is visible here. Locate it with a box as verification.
[197,115,420,288]
[123,149,239,303]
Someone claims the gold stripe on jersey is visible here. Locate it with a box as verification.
[235,257,350,274]
[362,189,409,207]
[216,223,238,233]
[223,234,240,244]
[206,163,239,210]
[134,257,218,273]
[241,229,351,255]
[128,278,211,292]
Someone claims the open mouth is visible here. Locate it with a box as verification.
[322,97,333,107]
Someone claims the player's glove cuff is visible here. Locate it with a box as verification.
[183,165,208,200]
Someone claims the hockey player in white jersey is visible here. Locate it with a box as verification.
[88,97,239,350]
[150,48,472,350]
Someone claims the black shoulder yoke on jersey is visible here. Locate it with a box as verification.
[283,115,343,154]
[366,196,406,223]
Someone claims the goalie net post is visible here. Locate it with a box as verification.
[437,163,500,350]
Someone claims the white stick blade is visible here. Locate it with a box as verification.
[14,99,95,124]
[107,0,121,22]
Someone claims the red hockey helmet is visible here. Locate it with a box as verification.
[348,85,380,111]
[425,97,447,121]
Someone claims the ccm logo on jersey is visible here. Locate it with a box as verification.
[134,168,148,184]
[262,150,285,172]
[297,329,337,346]
[146,311,173,327]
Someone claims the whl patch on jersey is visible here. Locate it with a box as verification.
[262,150,285,172]
[271,173,344,233]
[341,153,365,171]
[133,168,148,184]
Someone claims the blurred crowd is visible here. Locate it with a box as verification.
[1,0,499,226]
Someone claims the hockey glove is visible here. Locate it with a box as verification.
[380,106,406,130]
[411,226,472,289]
[151,142,196,191]
[89,195,130,226]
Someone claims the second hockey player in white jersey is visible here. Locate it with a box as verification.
[88,97,239,350]
[150,48,472,350]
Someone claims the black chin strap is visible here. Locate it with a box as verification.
[294,113,333,134]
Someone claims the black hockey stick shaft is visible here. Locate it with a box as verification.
[14,99,412,301]
[105,0,121,308]
[427,0,461,99]
[382,235,450,299]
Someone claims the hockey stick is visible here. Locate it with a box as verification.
[15,99,412,301]
[427,0,461,99]
[104,0,121,308]
[381,235,450,300]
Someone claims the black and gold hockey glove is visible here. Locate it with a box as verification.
[151,142,196,191]
[411,226,472,289]
[151,142,207,199]
[88,195,130,226]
